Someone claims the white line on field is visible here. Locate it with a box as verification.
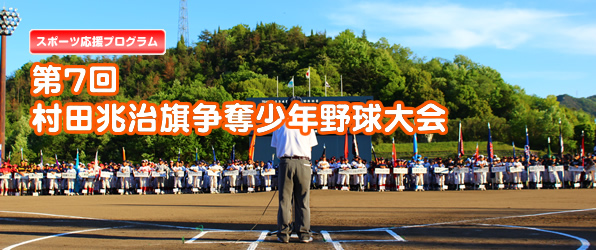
[185,231,207,244]
[247,231,268,250]
[398,207,596,229]
[477,224,590,250]
[386,229,406,241]
[324,207,596,233]
[2,226,125,250]
[321,230,344,250]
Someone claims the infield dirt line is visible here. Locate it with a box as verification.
[476,224,590,250]
[2,207,595,250]
[397,207,596,229]
[0,210,194,230]
[2,226,126,250]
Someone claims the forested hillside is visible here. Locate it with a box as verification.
[557,94,596,117]
[4,23,594,162]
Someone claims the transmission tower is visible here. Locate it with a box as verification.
[178,0,189,47]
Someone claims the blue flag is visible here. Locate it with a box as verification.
[75,149,80,193]
[211,145,217,162]
[177,148,181,162]
[413,133,418,159]
[487,123,494,163]
[75,149,79,170]
[230,144,236,162]
[512,141,516,158]
[287,76,294,87]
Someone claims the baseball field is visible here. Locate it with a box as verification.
[1,189,595,249]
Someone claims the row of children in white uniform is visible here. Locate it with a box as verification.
[312,154,596,191]
[1,158,282,196]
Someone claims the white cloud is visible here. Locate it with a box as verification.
[327,2,596,54]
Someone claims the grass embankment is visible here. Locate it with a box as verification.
[374,141,544,159]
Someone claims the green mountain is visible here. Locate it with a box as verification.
[557,94,596,117]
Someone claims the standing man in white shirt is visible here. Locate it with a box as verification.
[271,96,318,244]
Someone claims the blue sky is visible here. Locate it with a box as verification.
[4,0,596,98]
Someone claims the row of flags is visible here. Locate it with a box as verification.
[286,67,338,97]
[3,119,595,167]
[455,120,593,166]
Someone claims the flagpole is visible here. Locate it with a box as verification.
[75,148,80,193]
[413,133,418,160]
[292,76,295,97]
[581,130,585,166]
[211,145,216,162]
[487,122,493,164]
[324,75,327,97]
[559,119,564,157]
[276,76,279,97]
[525,125,530,164]
[308,66,311,97]
[457,121,462,159]
[391,137,396,165]
[340,75,343,96]
[547,137,551,158]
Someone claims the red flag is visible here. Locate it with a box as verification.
[344,132,349,160]
[458,121,464,159]
[473,143,479,166]
[248,132,256,161]
[392,137,397,167]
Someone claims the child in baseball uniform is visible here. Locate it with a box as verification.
[208,161,222,193]
[475,155,488,190]
[64,164,77,195]
[225,162,238,193]
[317,157,330,188]
[376,158,388,192]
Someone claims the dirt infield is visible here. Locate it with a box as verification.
[1,189,595,249]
